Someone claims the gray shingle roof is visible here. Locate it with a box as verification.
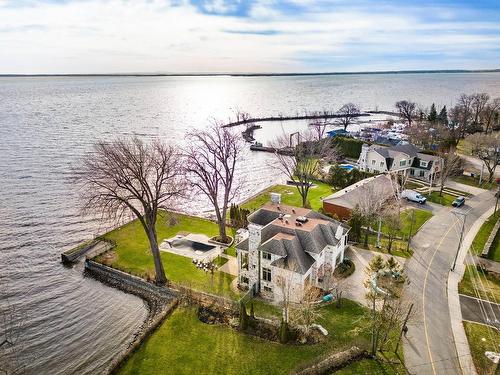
[323,174,394,210]
[237,203,350,275]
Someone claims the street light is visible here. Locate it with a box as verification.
[451,208,471,272]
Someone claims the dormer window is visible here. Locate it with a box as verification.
[420,160,427,168]
[400,160,406,167]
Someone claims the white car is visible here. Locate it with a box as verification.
[401,189,427,204]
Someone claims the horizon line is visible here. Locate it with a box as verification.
[1,68,500,78]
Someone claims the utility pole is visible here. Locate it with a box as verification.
[428,170,434,195]
[406,209,415,253]
[479,163,484,185]
[495,179,500,215]
[451,210,468,271]
[376,216,382,248]
[395,303,414,354]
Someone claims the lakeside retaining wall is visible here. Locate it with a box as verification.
[293,346,367,375]
[84,260,179,374]
[84,260,242,373]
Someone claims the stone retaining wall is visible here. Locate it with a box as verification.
[293,346,367,375]
[171,283,238,311]
[84,260,179,374]
[481,219,500,257]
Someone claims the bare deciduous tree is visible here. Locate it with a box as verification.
[465,133,500,183]
[471,92,490,129]
[320,265,350,308]
[270,131,337,208]
[358,180,390,246]
[290,286,323,336]
[1,288,27,375]
[337,103,361,131]
[481,98,500,134]
[452,94,474,138]
[395,100,417,127]
[275,268,294,325]
[382,208,401,254]
[185,122,242,243]
[437,151,463,196]
[308,111,333,140]
[79,138,184,284]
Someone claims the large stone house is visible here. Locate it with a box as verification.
[357,143,441,182]
[235,194,350,303]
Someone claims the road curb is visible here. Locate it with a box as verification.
[447,205,495,375]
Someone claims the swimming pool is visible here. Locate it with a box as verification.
[339,164,355,171]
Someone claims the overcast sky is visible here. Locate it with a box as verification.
[1,0,499,74]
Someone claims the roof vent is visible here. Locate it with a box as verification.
[296,216,308,224]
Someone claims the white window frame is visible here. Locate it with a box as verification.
[262,267,272,282]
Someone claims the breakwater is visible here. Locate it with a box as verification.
[222,112,371,128]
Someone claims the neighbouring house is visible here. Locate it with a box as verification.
[357,143,441,182]
[235,194,350,303]
[322,174,395,220]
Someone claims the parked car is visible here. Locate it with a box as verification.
[401,189,427,204]
[452,196,466,207]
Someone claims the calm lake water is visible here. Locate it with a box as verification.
[1,73,500,374]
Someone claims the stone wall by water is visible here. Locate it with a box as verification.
[84,260,178,374]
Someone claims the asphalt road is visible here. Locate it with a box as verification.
[403,188,495,375]
[460,294,500,328]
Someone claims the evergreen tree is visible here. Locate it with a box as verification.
[438,105,448,126]
[428,103,438,123]
[239,301,249,331]
[368,255,385,273]
[348,206,363,242]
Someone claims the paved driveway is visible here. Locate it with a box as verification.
[403,189,495,375]
[345,246,406,307]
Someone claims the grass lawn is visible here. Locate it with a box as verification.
[332,358,400,374]
[380,208,433,240]
[405,181,425,190]
[452,175,496,190]
[470,212,500,262]
[245,298,282,320]
[96,211,238,299]
[459,265,500,302]
[118,300,404,375]
[456,138,472,156]
[364,235,413,259]
[423,191,456,206]
[463,321,500,375]
[240,181,334,212]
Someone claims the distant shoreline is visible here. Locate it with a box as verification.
[1,69,499,78]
